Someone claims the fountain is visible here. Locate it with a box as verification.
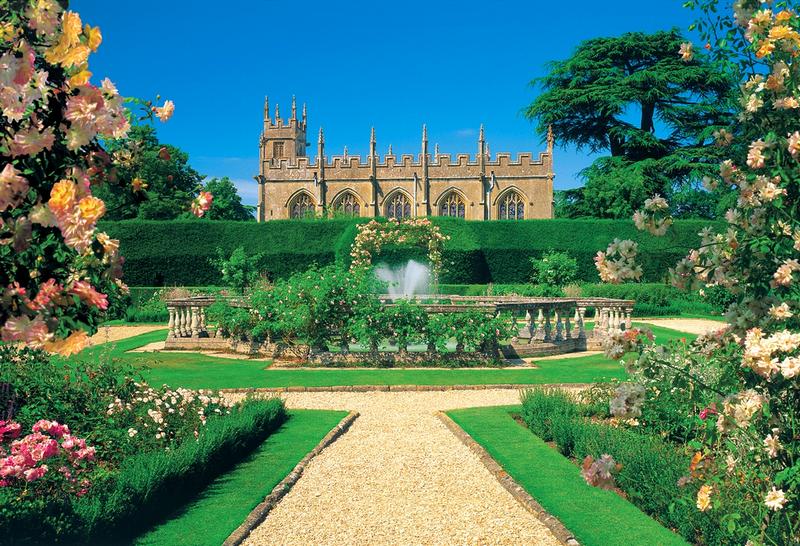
[373,260,432,297]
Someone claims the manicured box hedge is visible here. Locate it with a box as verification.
[103,218,720,286]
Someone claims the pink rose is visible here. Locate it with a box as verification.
[23,465,47,482]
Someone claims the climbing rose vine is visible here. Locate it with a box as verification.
[0,2,208,354]
[349,218,449,279]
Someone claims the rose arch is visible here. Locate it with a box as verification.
[349,218,449,279]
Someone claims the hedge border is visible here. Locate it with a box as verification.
[102,218,719,286]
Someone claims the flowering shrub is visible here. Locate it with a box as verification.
[0,419,95,496]
[592,2,800,542]
[349,218,449,278]
[248,264,373,349]
[633,194,673,236]
[0,3,209,354]
[601,327,653,360]
[580,454,621,491]
[594,238,643,283]
[105,383,234,450]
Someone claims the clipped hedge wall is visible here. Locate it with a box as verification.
[105,218,720,287]
[102,219,353,286]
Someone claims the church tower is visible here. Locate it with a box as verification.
[260,95,308,164]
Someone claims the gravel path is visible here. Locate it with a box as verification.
[240,390,562,546]
[90,324,165,345]
[636,317,724,336]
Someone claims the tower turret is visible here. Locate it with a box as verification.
[259,94,308,164]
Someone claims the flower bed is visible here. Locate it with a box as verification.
[0,346,286,543]
[520,388,731,545]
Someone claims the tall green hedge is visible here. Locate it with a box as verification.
[103,218,720,286]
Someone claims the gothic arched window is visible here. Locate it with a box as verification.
[332,191,361,217]
[289,193,315,219]
[498,191,525,220]
[385,192,412,220]
[438,192,465,218]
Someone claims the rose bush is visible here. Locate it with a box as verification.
[0,2,209,354]
[592,2,800,542]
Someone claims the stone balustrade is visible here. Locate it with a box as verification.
[164,293,634,359]
[378,295,635,357]
[165,296,216,339]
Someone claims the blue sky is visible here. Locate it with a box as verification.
[73,0,696,206]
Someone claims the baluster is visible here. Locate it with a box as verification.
[190,305,200,337]
[179,306,188,337]
[167,306,175,338]
[577,306,586,339]
[199,306,207,336]
[518,309,533,339]
[600,307,609,338]
[534,308,545,340]
[554,309,563,341]
[625,307,633,329]
[543,308,552,342]
[564,308,572,340]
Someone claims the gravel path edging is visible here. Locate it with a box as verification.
[223,411,359,546]
[220,383,592,394]
[436,411,580,546]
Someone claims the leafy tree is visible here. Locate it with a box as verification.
[200,177,255,221]
[525,29,738,218]
[97,125,204,220]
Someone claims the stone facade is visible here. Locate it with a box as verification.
[255,96,555,222]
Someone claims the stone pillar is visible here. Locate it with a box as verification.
[625,307,633,329]
[167,306,176,338]
[597,307,609,338]
[564,308,572,340]
[180,306,189,337]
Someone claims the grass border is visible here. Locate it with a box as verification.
[223,411,359,546]
[446,405,689,546]
[436,411,577,545]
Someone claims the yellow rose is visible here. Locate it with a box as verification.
[78,195,105,223]
[84,24,102,51]
[49,180,77,213]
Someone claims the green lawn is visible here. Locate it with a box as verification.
[447,406,688,546]
[76,324,696,389]
[134,409,348,546]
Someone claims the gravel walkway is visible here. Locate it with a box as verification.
[636,317,724,336]
[240,390,563,546]
[90,324,165,345]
